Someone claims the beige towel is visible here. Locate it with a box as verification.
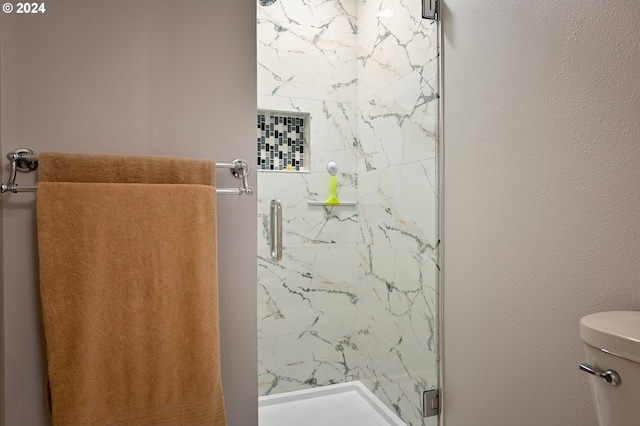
[37,153,226,426]
[38,151,216,185]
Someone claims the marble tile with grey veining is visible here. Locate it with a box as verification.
[258,0,357,102]
[357,70,437,171]
[357,0,437,101]
[257,1,439,425]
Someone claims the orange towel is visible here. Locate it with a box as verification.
[37,153,226,426]
[37,151,216,185]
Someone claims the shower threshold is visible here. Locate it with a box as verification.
[258,380,406,426]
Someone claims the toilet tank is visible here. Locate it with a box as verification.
[580,311,640,426]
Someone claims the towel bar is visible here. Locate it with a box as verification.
[1,148,254,196]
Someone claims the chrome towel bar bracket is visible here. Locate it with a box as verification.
[1,148,39,194]
[1,148,254,196]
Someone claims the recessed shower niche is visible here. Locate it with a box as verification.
[257,110,310,171]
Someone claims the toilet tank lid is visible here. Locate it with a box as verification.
[580,311,640,364]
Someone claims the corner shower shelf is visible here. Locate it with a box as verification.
[308,200,356,207]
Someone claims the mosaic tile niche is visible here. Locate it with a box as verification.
[257,110,310,171]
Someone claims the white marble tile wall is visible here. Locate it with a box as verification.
[356,0,438,172]
[355,1,438,424]
[257,1,438,425]
[257,171,362,394]
[257,0,357,103]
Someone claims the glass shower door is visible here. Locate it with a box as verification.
[256,1,439,425]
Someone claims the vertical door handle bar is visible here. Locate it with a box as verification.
[270,199,282,261]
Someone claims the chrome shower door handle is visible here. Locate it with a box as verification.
[270,199,282,262]
[579,363,621,386]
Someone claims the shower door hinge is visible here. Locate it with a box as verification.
[422,389,440,417]
[422,0,438,20]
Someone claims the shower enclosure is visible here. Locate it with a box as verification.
[256,1,439,425]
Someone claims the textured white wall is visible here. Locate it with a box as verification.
[442,1,640,425]
[0,1,257,425]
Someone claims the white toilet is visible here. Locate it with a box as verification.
[580,311,640,426]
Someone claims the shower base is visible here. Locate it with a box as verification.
[258,380,406,426]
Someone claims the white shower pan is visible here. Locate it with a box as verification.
[258,381,406,426]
